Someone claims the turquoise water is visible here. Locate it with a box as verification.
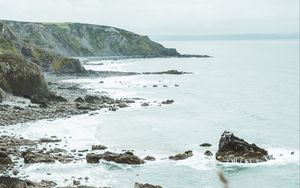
[2,40,299,187]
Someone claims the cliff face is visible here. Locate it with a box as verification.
[1,20,179,57]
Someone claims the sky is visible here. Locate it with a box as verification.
[0,0,299,36]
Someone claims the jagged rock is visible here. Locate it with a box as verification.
[216,131,273,163]
[30,95,47,105]
[91,145,107,150]
[134,183,163,188]
[86,151,144,165]
[199,143,212,147]
[161,100,174,105]
[169,150,193,160]
[143,156,156,161]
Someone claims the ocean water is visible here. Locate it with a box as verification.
[2,39,299,188]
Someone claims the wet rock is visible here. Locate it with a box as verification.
[134,183,163,188]
[91,145,107,150]
[199,143,212,147]
[216,131,273,163]
[169,150,193,160]
[161,100,174,105]
[143,156,156,161]
[76,103,96,110]
[22,151,56,164]
[84,95,101,103]
[118,102,128,108]
[291,151,295,155]
[152,85,158,88]
[0,151,13,165]
[204,150,213,157]
[86,151,144,165]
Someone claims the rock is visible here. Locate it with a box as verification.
[143,70,190,75]
[204,150,213,157]
[0,53,49,98]
[39,138,62,143]
[216,131,273,163]
[0,151,13,165]
[169,150,193,160]
[22,151,56,164]
[134,183,163,188]
[30,95,47,105]
[91,145,107,150]
[0,177,30,188]
[74,97,85,103]
[86,151,144,165]
[47,93,67,102]
[153,85,158,88]
[161,100,174,105]
[84,95,101,103]
[143,156,156,161]
[73,180,80,186]
[118,102,128,108]
[291,151,295,155]
[52,58,86,73]
[199,143,212,147]
[141,102,149,107]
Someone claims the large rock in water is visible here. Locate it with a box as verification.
[86,151,144,165]
[216,131,272,163]
[0,53,49,97]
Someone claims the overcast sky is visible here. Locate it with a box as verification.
[0,0,299,36]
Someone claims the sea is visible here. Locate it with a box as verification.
[1,39,299,188]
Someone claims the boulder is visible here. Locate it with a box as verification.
[0,53,49,98]
[169,150,193,161]
[216,131,273,163]
[86,151,144,165]
[134,183,163,188]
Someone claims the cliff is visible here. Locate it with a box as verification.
[0,20,179,58]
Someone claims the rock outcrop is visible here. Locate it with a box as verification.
[216,131,273,163]
[86,151,144,165]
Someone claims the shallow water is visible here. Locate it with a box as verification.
[1,39,299,188]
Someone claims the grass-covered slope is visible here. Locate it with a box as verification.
[1,20,180,57]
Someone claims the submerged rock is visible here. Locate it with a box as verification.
[134,183,163,188]
[169,150,193,160]
[216,131,273,163]
[86,151,144,165]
